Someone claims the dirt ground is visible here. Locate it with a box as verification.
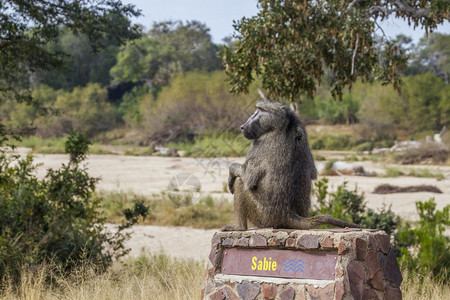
[14,148,450,261]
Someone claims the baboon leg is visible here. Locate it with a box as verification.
[228,163,242,194]
[222,178,248,231]
[286,214,359,230]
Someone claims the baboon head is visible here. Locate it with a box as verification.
[240,100,291,140]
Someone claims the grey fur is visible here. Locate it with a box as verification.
[225,99,358,230]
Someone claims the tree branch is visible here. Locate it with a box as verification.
[0,41,10,50]
[351,36,359,75]
[392,0,431,18]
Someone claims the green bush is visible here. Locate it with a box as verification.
[311,178,399,234]
[0,132,147,283]
[395,198,450,279]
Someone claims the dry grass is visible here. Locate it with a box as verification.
[0,254,204,300]
[2,258,449,300]
[402,269,450,300]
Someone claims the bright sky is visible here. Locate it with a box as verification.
[123,0,449,45]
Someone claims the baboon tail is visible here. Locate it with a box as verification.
[287,214,359,230]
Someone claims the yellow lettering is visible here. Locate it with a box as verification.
[263,257,269,270]
[252,257,278,272]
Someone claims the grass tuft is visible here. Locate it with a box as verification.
[97,191,233,229]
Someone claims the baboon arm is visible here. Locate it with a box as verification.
[243,168,265,191]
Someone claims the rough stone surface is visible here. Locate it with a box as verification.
[366,250,381,279]
[211,233,221,244]
[385,286,402,300]
[285,237,296,248]
[354,238,368,260]
[222,238,234,247]
[320,237,335,249]
[338,241,348,254]
[236,281,260,300]
[209,244,219,265]
[208,267,215,278]
[347,261,365,300]
[296,235,319,249]
[368,236,378,250]
[233,237,249,247]
[335,281,345,300]
[261,283,277,299]
[363,287,380,300]
[249,234,267,247]
[383,249,403,285]
[306,283,335,300]
[210,286,239,300]
[279,286,295,300]
[268,237,282,247]
[369,270,385,291]
[375,234,390,254]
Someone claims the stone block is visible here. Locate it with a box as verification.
[236,281,260,300]
[249,234,267,247]
[383,249,403,285]
[296,235,319,249]
[354,238,368,260]
[261,283,277,299]
[279,286,295,300]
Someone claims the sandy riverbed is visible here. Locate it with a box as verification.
[11,148,450,261]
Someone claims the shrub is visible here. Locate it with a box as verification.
[0,132,147,283]
[395,198,450,279]
[311,178,399,234]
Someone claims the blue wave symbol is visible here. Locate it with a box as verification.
[282,259,305,272]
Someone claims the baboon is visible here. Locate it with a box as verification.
[225,99,358,231]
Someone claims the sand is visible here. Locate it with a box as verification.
[11,148,450,261]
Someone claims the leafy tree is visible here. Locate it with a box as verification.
[0,0,141,143]
[408,33,450,84]
[110,20,222,92]
[35,29,122,90]
[223,0,449,101]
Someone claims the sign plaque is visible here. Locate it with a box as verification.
[221,248,337,280]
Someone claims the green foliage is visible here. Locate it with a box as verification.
[0,0,140,144]
[167,132,252,157]
[313,94,361,125]
[0,83,120,139]
[395,199,450,279]
[309,133,362,150]
[312,178,399,234]
[139,71,259,144]
[37,30,121,90]
[408,33,450,84]
[222,0,449,101]
[110,21,221,92]
[0,132,147,283]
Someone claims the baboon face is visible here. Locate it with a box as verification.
[240,101,287,140]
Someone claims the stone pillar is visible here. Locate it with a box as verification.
[202,228,402,300]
